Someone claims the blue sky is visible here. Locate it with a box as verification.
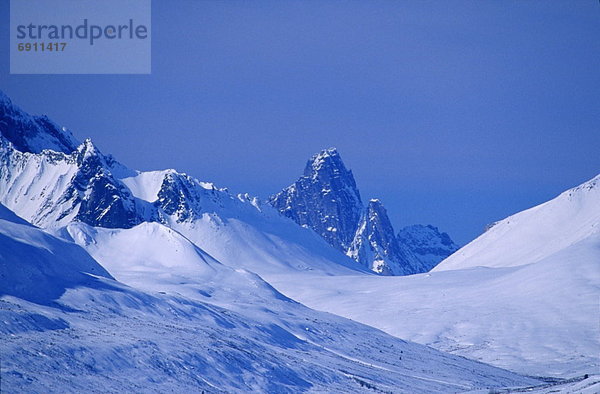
[1,1,599,244]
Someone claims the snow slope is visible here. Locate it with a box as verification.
[2,284,538,393]
[0,204,112,304]
[1,90,596,389]
[0,203,30,225]
[63,221,290,307]
[119,169,368,277]
[0,204,539,393]
[435,174,600,271]
[268,176,600,377]
[465,374,600,394]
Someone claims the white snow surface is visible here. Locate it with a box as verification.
[267,176,600,378]
[435,174,600,271]
[121,170,174,202]
[0,205,112,304]
[0,203,539,393]
[2,107,598,389]
[60,173,600,382]
[0,142,80,227]
[121,169,369,277]
[62,221,288,307]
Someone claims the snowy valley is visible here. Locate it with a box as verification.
[270,175,600,378]
[1,89,598,393]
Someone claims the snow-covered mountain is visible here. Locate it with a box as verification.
[433,174,600,271]
[0,95,367,277]
[0,94,454,278]
[0,203,112,304]
[0,201,539,392]
[269,175,600,377]
[1,89,597,391]
[0,136,144,229]
[269,148,458,275]
[120,169,367,277]
[0,140,364,277]
[268,148,363,253]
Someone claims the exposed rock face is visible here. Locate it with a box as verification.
[397,224,460,273]
[269,148,363,252]
[156,172,202,222]
[72,140,143,228]
[0,136,144,229]
[0,90,79,154]
[0,91,143,229]
[270,148,459,275]
[347,199,416,275]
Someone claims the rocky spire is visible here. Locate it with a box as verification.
[269,148,363,252]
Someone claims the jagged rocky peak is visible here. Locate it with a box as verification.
[364,199,397,248]
[153,170,239,223]
[304,148,350,176]
[71,140,142,228]
[269,147,363,251]
[303,148,362,206]
[0,89,79,154]
[269,148,414,275]
[270,148,461,275]
[398,224,457,250]
[156,171,202,222]
[75,138,97,158]
[0,109,143,229]
[72,138,105,171]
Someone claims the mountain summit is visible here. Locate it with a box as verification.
[269,148,459,275]
[269,148,363,252]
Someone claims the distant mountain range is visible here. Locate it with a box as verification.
[0,90,456,277]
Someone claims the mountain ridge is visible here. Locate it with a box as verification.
[1,89,596,387]
[0,91,368,278]
[0,91,458,276]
